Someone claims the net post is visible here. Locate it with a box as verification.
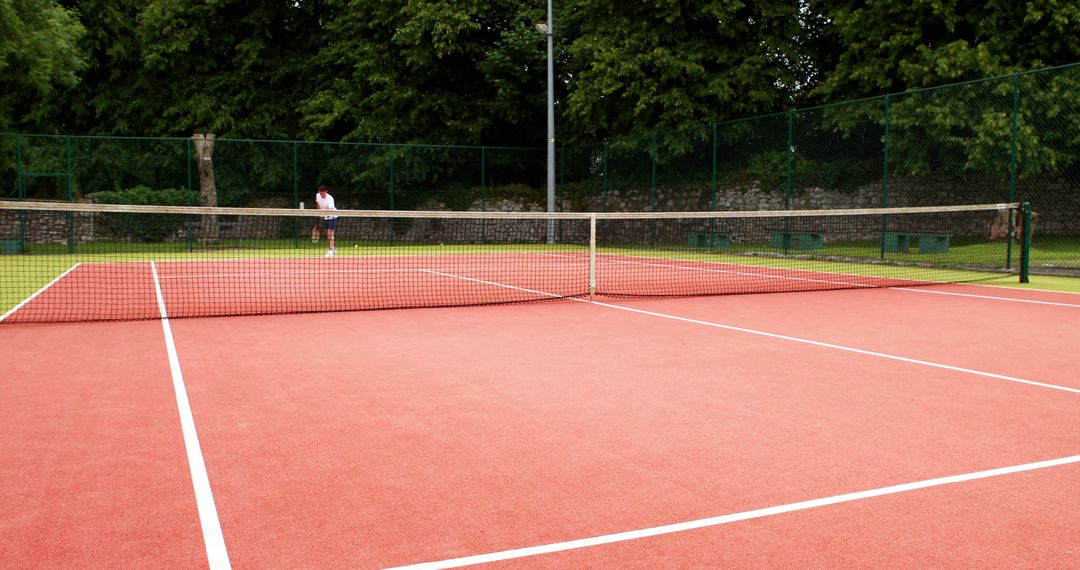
[1020,202,1031,283]
[588,213,597,298]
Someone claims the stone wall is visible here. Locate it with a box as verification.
[565,172,1073,239]
[0,211,97,244]
[2,172,1072,248]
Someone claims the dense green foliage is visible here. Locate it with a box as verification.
[809,0,1080,101]
[90,184,190,206]
[90,185,192,240]
[562,0,813,139]
[0,0,86,131]
[3,0,1080,147]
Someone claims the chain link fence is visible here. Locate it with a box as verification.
[560,64,1080,275]
[3,64,1079,274]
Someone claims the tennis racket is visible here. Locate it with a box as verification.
[311,224,320,243]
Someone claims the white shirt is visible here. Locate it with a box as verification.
[315,192,337,219]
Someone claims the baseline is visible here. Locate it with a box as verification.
[893,285,1080,307]
[387,452,1080,569]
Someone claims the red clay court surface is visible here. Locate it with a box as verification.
[1,281,1079,568]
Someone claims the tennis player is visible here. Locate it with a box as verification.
[315,185,338,257]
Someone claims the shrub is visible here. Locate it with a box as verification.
[89,186,193,241]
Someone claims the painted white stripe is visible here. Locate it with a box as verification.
[151,262,232,570]
[603,256,1077,306]
[424,270,1080,397]
[420,270,567,299]
[620,258,880,288]
[158,264,587,280]
[894,287,1080,307]
[0,263,81,322]
[969,282,1080,296]
[588,300,1080,395]
[385,453,1080,569]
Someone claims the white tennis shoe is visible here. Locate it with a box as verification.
[324,249,335,258]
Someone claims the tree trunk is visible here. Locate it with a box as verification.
[193,133,218,243]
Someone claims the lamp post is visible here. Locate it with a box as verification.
[537,0,555,243]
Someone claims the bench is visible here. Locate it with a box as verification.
[882,231,951,254]
[0,239,23,254]
[687,232,732,249]
[769,230,824,250]
[216,218,242,247]
[192,216,240,248]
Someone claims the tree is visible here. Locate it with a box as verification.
[561,0,810,142]
[302,0,548,146]
[801,0,1080,186]
[0,0,86,131]
[809,0,1080,101]
[136,0,325,138]
[52,0,325,138]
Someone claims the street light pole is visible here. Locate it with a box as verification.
[543,0,555,243]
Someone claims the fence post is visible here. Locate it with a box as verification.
[711,123,718,211]
[1007,75,1020,268]
[15,134,26,251]
[65,137,74,253]
[650,134,658,245]
[185,137,194,252]
[1020,202,1031,283]
[602,141,609,212]
[785,110,793,210]
[388,145,396,211]
[292,142,299,207]
[650,134,657,211]
[15,133,24,199]
[558,145,564,212]
[882,95,891,209]
[292,141,299,248]
[880,95,891,259]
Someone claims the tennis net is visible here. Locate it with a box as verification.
[0,200,1028,323]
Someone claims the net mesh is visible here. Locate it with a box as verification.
[0,201,1024,324]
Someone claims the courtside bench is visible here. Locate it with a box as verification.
[217,218,240,247]
[687,231,732,249]
[769,230,824,250]
[882,231,951,253]
[0,239,23,254]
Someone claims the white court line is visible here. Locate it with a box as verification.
[0,263,81,322]
[894,286,1080,307]
[158,263,587,280]
[160,268,434,279]
[385,452,1080,569]
[970,282,1080,296]
[599,255,1077,307]
[618,257,1080,307]
[150,262,232,570]
[395,272,1080,569]
[421,270,1080,398]
[154,252,1067,307]
[617,258,877,288]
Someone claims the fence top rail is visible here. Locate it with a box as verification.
[0,132,543,152]
[0,200,1020,220]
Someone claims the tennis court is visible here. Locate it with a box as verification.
[2,201,1080,568]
